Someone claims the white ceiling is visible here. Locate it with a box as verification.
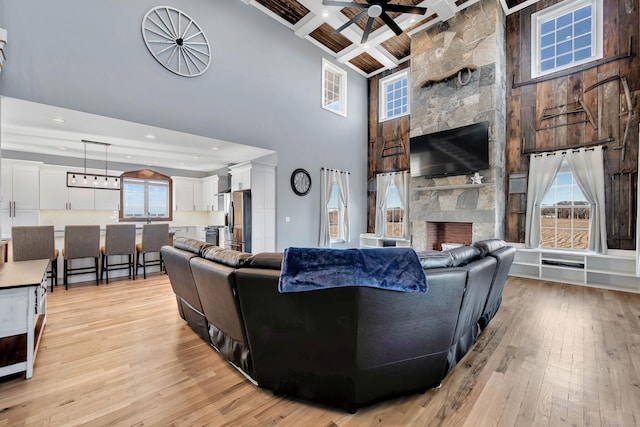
[0,97,275,174]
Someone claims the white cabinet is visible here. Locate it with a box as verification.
[94,189,120,211]
[173,177,204,211]
[202,175,220,211]
[39,166,120,211]
[509,245,640,293]
[359,233,411,248]
[230,165,252,191]
[40,168,93,210]
[229,162,276,253]
[1,161,40,239]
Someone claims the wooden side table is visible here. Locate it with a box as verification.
[0,259,49,379]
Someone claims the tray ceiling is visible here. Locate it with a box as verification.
[242,0,543,77]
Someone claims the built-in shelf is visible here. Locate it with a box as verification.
[508,244,640,293]
[359,233,411,248]
[414,184,486,192]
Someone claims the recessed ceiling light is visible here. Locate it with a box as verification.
[144,134,155,139]
[125,155,132,158]
[58,146,67,150]
[194,156,200,159]
[321,11,329,18]
[52,117,65,123]
[211,147,219,150]
[410,18,416,23]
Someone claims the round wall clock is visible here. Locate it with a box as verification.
[291,168,311,196]
[142,6,211,77]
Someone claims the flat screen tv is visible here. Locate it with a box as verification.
[410,121,490,178]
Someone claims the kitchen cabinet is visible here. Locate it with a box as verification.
[230,165,252,191]
[173,177,204,211]
[39,166,121,211]
[228,162,276,253]
[40,168,93,210]
[1,160,40,239]
[202,175,219,211]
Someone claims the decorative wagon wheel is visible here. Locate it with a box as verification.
[141,6,211,77]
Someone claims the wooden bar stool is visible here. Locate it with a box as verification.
[62,225,100,289]
[101,224,136,284]
[12,225,59,291]
[136,223,169,279]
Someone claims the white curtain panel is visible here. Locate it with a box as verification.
[318,168,350,247]
[374,173,394,236]
[565,146,608,254]
[392,171,409,239]
[525,153,563,248]
[336,170,350,243]
[318,169,334,247]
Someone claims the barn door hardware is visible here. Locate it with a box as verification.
[620,76,633,161]
[535,98,597,131]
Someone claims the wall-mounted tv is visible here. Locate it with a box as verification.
[410,121,490,178]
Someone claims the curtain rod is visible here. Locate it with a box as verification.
[524,137,613,156]
[321,167,350,174]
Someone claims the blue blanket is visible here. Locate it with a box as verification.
[278,247,428,293]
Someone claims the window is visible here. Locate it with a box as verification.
[379,69,409,121]
[374,171,409,238]
[384,183,404,237]
[540,162,590,250]
[327,184,340,241]
[319,168,350,246]
[119,170,172,222]
[322,58,347,117]
[531,0,603,78]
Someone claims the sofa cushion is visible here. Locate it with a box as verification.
[416,251,453,269]
[173,237,211,256]
[473,239,507,257]
[446,245,482,267]
[201,245,251,268]
[245,252,283,270]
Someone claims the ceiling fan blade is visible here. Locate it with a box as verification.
[384,4,428,14]
[361,16,375,43]
[380,12,403,36]
[334,9,370,34]
[323,1,368,9]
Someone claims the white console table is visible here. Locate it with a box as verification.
[0,259,49,379]
[359,233,411,248]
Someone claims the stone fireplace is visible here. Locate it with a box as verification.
[408,0,506,252]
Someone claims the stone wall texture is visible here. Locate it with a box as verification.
[409,0,506,250]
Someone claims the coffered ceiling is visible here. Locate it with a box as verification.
[242,0,543,77]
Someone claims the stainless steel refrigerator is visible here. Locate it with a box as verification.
[228,190,251,253]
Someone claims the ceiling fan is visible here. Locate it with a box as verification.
[323,1,427,43]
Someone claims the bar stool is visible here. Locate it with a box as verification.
[136,223,169,279]
[101,224,136,284]
[63,225,100,289]
[12,225,59,291]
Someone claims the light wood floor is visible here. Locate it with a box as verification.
[1,274,639,426]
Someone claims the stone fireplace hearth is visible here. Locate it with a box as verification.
[408,0,506,252]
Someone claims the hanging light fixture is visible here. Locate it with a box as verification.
[67,140,121,190]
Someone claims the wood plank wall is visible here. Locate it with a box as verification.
[367,62,410,233]
[505,0,640,249]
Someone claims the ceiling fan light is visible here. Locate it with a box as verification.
[368,4,382,18]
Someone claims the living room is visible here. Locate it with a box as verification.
[1,0,640,425]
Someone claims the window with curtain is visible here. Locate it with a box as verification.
[374,171,409,239]
[319,168,350,246]
[540,161,590,249]
[119,169,172,222]
[525,146,607,253]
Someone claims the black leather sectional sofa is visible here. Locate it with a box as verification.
[161,238,514,412]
